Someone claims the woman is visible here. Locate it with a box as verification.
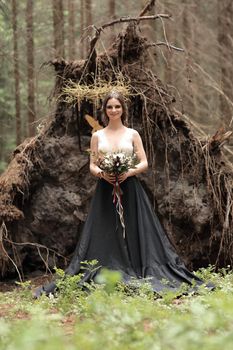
[34,91,212,298]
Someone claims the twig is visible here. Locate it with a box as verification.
[98,14,170,31]
[3,238,67,262]
[191,62,233,126]
[88,14,171,54]
[0,222,23,281]
[139,0,156,17]
[174,107,233,161]
[0,219,68,280]
[146,41,184,52]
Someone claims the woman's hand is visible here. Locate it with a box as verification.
[98,171,116,185]
[118,169,136,184]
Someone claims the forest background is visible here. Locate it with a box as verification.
[0,0,233,174]
[1,2,233,349]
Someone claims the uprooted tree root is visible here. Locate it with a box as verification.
[0,10,233,280]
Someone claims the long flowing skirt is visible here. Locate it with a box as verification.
[39,177,213,295]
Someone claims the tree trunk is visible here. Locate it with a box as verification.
[80,0,84,58]
[108,0,116,44]
[84,0,92,55]
[26,0,36,137]
[182,0,196,117]
[109,0,116,18]
[85,0,92,26]
[52,0,65,58]
[68,0,76,60]
[12,0,21,145]
[218,0,233,125]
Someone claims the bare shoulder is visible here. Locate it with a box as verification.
[91,131,99,139]
[91,130,101,145]
[92,129,104,138]
[126,127,138,135]
[127,128,141,140]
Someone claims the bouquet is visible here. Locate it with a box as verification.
[98,151,138,177]
[97,151,138,239]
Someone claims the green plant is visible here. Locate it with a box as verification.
[0,266,233,350]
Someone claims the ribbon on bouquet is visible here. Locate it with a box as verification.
[112,176,125,239]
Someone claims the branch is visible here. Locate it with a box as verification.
[139,0,156,17]
[146,41,184,52]
[174,107,233,160]
[100,14,170,31]
[88,14,171,53]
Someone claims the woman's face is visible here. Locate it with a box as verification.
[105,98,123,121]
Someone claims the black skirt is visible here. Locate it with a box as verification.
[39,176,213,296]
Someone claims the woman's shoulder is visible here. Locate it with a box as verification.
[93,129,104,137]
[125,127,135,133]
[126,127,140,137]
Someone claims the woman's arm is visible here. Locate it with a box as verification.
[131,129,148,175]
[118,130,148,183]
[89,132,102,177]
[89,132,115,184]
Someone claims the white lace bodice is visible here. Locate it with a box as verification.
[97,129,134,155]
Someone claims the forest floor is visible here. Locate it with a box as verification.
[0,267,233,350]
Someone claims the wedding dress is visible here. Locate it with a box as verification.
[34,130,213,297]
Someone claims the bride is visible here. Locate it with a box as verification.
[34,91,213,297]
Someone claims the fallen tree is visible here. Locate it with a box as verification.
[0,2,232,280]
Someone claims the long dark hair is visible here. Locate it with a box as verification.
[101,91,128,126]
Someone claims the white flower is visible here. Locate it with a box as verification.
[114,153,126,163]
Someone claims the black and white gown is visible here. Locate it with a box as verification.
[35,133,213,296]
